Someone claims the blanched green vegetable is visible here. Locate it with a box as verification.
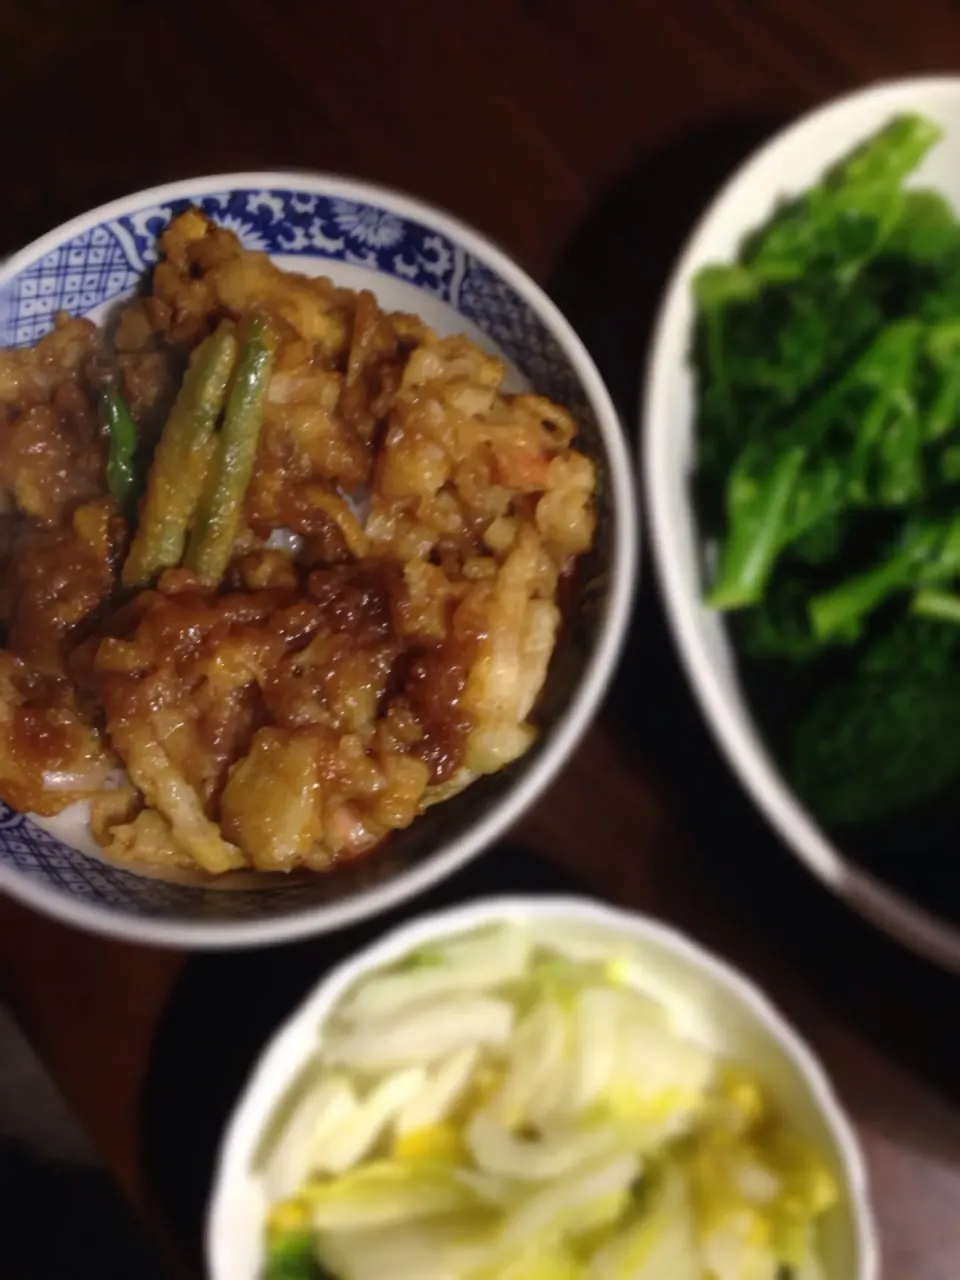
[737,575,823,663]
[99,384,138,515]
[744,113,942,283]
[808,511,960,641]
[882,188,960,262]
[843,320,924,506]
[696,110,960,839]
[912,586,960,622]
[186,314,275,585]
[706,442,807,610]
[792,618,960,828]
[707,319,934,611]
[123,323,238,587]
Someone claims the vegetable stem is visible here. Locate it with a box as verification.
[707,446,806,611]
[911,589,960,624]
[122,323,238,588]
[186,314,275,586]
[99,384,138,516]
[808,513,960,640]
[808,557,910,641]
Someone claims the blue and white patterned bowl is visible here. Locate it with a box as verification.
[0,174,638,948]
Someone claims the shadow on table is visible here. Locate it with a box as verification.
[547,113,960,1128]
[0,1142,167,1280]
[548,112,787,424]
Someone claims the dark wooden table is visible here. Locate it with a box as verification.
[2,2,960,1275]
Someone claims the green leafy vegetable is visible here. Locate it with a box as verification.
[791,618,960,828]
[924,321,960,439]
[912,587,960,623]
[842,319,924,506]
[808,511,960,641]
[695,110,960,842]
[737,574,822,663]
[744,113,942,283]
[885,189,960,262]
[707,442,807,609]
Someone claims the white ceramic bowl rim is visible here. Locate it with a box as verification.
[205,895,880,1279]
[644,76,960,971]
[0,172,638,948]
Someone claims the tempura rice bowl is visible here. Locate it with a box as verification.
[0,174,636,947]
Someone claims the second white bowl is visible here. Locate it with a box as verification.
[205,896,878,1279]
[644,76,960,971]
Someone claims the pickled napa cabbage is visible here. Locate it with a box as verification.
[259,921,840,1279]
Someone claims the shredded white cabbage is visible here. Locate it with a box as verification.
[335,926,532,1023]
[465,1111,620,1183]
[396,1047,479,1136]
[311,1068,427,1175]
[259,921,841,1279]
[321,994,514,1071]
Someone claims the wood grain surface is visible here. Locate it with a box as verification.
[1,1,959,1276]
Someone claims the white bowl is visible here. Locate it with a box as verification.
[0,173,637,947]
[644,76,960,971]
[205,896,879,1279]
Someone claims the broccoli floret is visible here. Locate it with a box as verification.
[791,616,960,827]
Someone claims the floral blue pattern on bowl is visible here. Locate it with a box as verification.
[1,189,584,417]
[0,177,624,942]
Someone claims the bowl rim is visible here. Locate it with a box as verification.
[0,171,639,949]
[643,75,960,971]
[204,893,880,1280]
